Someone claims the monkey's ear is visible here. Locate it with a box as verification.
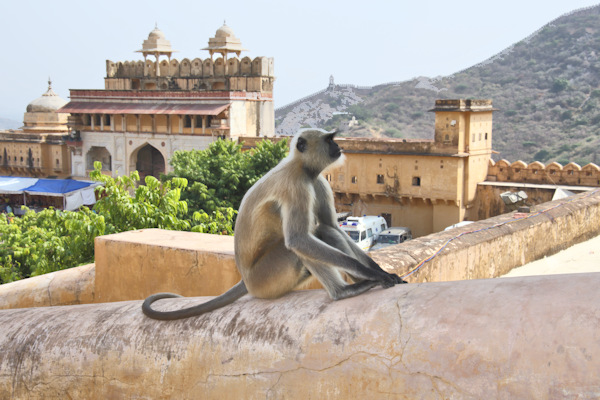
[296,137,307,153]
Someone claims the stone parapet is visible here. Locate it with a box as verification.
[1,191,600,310]
[94,229,239,303]
[487,158,600,187]
[1,273,599,399]
[374,189,600,281]
[0,264,94,310]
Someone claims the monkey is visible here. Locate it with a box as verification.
[142,129,406,320]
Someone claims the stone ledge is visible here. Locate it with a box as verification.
[1,273,598,399]
[1,191,599,309]
[373,190,600,281]
[0,264,94,310]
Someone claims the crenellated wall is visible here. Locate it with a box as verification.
[487,159,600,187]
[106,56,275,79]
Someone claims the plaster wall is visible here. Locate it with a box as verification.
[1,273,599,399]
[81,130,215,177]
[94,230,239,303]
[1,191,599,310]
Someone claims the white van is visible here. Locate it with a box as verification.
[370,227,412,251]
[340,216,388,251]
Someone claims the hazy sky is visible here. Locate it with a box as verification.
[1,0,599,122]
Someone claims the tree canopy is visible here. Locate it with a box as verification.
[0,139,288,284]
[166,138,288,215]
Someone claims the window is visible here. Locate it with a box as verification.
[103,114,110,126]
[376,174,384,184]
[472,134,475,142]
[94,115,101,126]
[184,116,192,128]
[195,116,203,128]
[367,229,373,238]
[351,176,358,184]
[325,174,332,182]
[412,177,421,186]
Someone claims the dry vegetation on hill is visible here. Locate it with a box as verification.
[275,5,600,165]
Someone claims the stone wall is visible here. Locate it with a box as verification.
[1,190,599,311]
[106,56,275,79]
[487,158,600,187]
[1,273,599,398]
[375,189,600,281]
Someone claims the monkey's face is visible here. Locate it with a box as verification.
[326,132,342,160]
[294,130,342,177]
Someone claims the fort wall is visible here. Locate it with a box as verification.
[106,56,275,79]
[487,159,600,187]
[2,190,599,310]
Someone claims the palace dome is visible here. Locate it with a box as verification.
[22,80,69,133]
[26,84,67,113]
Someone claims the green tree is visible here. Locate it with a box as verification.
[91,162,191,233]
[0,207,105,283]
[167,138,288,215]
[551,79,569,93]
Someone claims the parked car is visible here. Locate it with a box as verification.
[370,227,412,251]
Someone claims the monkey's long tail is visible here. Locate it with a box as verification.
[142,280,248,321]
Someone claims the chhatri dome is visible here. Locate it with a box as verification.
[136,24,176,60]
[23,79,69,133]
[203,22,248,59]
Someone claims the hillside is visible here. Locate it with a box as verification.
[275,4,600,165]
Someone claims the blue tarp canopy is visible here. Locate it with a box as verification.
[0,176,101,211]
[24,179,94,196]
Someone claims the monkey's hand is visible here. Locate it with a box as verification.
[389,273,408,284]
[365,258,406,286]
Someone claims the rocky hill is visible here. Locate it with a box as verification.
[275,4,600,165]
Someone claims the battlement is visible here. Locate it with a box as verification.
[488,159,600,187]
[105,57,274,92]
[106,56,274,79]
[429,99,495,112]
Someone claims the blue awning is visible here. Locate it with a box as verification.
[24,179,94,196]
[0,176,101,211]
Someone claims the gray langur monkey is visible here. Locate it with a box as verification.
[142,129,406,320]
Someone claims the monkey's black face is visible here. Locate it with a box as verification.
[326,133,341,160]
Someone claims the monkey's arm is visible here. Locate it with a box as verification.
[281,200,395,287]
[313,177,405,284]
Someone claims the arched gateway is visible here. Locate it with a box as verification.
[134,144,165,180]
